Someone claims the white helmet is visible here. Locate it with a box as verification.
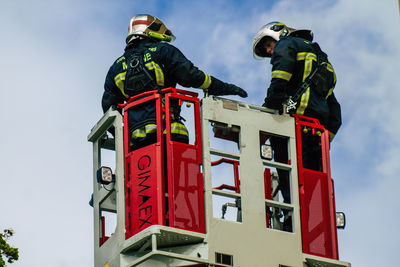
[126,14,176,44]
[252,21,313,59]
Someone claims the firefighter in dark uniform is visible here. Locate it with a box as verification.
[103,14,248,149]
[253,22,341,231]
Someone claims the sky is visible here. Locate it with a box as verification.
[0,0,399,266]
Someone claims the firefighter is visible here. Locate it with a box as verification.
[253,22,341,231]
[103,14,247,149]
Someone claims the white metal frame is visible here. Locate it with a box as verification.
[88,98,351,267]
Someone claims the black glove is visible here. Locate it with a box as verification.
[205,76,248,98]
[228,84,248,98]
[262,101,283,114]
[208,84,248,98]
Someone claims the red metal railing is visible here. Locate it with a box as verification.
[211,158,240,193]
[294,114,339,260]
[121,88,205,239]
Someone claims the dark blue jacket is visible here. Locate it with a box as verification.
[103,39,238,131]
[263,37,341,135]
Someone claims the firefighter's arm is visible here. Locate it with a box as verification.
[164,45,247,97]
[326,93,342,141]
[263,39,296,109]
[102,68,125,113]
[263,79,288,109]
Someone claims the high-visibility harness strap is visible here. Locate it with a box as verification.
[296,87,310,115]
[295,52,317,114]
[145,61,165,87]
[297,52,317,82]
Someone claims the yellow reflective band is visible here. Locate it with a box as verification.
[171,122,189,136]
[326,88,334,98]
[145,61,164,86]
[326,69,336,99]
[131,124,157,139]
[296,87,310,115]
[116,56,125,63]
[200,73,212,89]
[163,123,189,136]
[114,72,129,98]
[132,123,188,140]
[132,128,146,139]
[303,58,312,82]
[145,124,157,133]
[326,62,334,72]
[271,70,292,81]
[296,52,317,61]
[333,71,336,84]
[297,52,317,82]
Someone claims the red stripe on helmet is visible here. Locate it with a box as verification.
[132,20,151,26]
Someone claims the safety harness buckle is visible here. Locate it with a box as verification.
[285,97,297,114]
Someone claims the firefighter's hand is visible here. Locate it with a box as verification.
[208,84,248,97]
[262,101,283,114]
[227,84,248,98]
[111,104,123,114]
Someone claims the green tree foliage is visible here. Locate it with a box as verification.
[0,229,19,267]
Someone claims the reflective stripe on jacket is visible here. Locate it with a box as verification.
[102,39,235,136]
[263,36,341,135]
[131,122,189,140]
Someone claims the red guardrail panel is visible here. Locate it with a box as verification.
[294,114,339,260]
[164,91,205,233]
[123,88,205,237]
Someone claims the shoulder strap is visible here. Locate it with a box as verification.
[285,43,331,113]
[124,45,160,97]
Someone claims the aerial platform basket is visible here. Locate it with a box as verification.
[88,88,351,267]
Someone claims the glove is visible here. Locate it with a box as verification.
[223,84,248,98]
[205,76,247,98]
[262,101,283,114]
